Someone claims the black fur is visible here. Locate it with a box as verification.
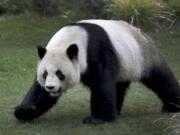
[141,63,180,112]
[69,23,119,123]
[37,46,46,59]
[14,80,58,121]
[66,44,78,60]
[116,81,131,114]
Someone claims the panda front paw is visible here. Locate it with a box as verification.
[14,105,38,121]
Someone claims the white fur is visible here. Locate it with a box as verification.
[79,20,144,81]
[37,49,80,97]
[46,26,88,73]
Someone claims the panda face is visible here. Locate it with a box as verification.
[37,45,80,97]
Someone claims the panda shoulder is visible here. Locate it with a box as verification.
[78,19,143,37]
[46,24,88,50]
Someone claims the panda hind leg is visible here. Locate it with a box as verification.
[116,81,131,114]
[141,66,180,113]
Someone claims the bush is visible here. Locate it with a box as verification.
[0,0,179,28]
[106,0,175,28]
[164,0,180,19]
[3,0,31,14]
[0,0,108,17]
[32,0,60,16]
[72,0,107,17]
[56,0,107,17]
[0,0,61,16]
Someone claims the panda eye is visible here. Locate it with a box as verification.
[43,70,48,79]
[56,70,65,80]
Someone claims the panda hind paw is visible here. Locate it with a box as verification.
[162,104,180,113]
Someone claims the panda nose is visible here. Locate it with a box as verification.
[46,86,55,90]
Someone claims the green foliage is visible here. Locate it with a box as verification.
[0,0,107,17]
[0,0,62,16]
[52,0,107,17]
[106,0,175,28]
[2,0,31,14]
[69,0,107,17]
[164,0,180,19]
[32,0,60,16]
[0,0,179,27]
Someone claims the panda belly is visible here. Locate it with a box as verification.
[79,20,144,81]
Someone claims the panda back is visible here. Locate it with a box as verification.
[79,20,144,81]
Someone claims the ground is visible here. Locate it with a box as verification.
[0,16,179,135]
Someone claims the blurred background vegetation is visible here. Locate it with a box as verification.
[0,0,179,29]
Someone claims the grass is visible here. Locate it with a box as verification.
[0,15,180,135]
[106,0,176,28]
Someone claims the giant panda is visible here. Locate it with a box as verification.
[14,19,180,124]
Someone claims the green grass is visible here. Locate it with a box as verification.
[0,16,180,135]
[106,0,176,28]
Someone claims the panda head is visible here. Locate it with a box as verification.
[37,44,80,97]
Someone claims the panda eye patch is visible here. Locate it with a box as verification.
[43,70,48,79]
[56,70,65,80]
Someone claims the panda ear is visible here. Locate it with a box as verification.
[66,44,78,60]
[37,46,46,59]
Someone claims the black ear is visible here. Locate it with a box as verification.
[66,44,78,60]
[37,46,46,59]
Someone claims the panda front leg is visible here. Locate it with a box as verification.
[14,79,59,121]
[83,71,117,124]
[116,81,131,114]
